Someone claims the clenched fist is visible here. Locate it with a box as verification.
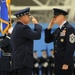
[62,64,69,70]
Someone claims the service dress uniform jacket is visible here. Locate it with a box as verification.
[45,22,75,75]
[39,57,49,75]
[0,34,12,71]
[0,36,5,75]
[48,56,55,75]
[11,22,42,70]
[33,57,39,75]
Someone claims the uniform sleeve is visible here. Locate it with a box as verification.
[20,24,42,40]
[0,38,9,47]
[63,27,75,65]
[44,28,54,43]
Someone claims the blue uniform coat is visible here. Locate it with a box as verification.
[11,22,42,69]
[45,22,75,69]
[0,35,12,71]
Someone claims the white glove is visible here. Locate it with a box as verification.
[43,62,48,67]
[8,27,13,34]
[34,63,39,68]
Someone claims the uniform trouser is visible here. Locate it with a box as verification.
[55,68,72,75]
[49,67,55,75]
[0,71,1,75]
[33,68,39,75]
[1,71,13,75]
[73,68,75,75]
[13,67,33,75]
[41,68,48,75]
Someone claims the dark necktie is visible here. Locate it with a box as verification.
[57,27,60,32]
[56,28,60,37]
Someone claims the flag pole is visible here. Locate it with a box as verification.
[6,0,12,28]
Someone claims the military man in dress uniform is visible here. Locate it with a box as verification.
[33,51,39,75]
[0,27,13,75]
[39,50,49,75]
[48,49,55,75]
[11,7,42,75]
[45,8,75,75]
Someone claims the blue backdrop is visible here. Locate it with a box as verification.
[0,23,75,57]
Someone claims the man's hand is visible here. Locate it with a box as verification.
[31,16,38,24]
[47,18,55,30]
[62,64,69,70]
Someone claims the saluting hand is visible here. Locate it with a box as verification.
[47,18,55,30]
[62,64,69,70]
[31,16,38,24]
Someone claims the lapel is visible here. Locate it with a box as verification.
[55,28,60,39]
[55,22,68,39]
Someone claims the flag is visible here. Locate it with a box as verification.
[0,0,9,34]
[0,0,1,18]
[0,0,1,32]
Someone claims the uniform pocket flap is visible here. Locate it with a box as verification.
[23,52,33,69]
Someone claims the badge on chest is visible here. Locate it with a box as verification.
[60,29,66,36]
[60,28,66,42]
